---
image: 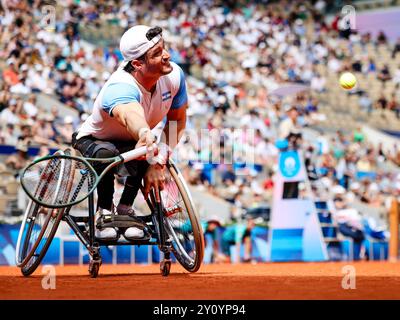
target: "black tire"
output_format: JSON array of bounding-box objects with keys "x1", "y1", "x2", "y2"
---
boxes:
[
  {"x1": 16, "y1": 149, "x2": 75, "y2": 276},
  {"x1": 159, "y1": 160, "x2": 204, "y2": 272}
]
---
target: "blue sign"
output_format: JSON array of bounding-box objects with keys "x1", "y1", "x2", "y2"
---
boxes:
[{"x1": 279, "y1": 151, "x2": 301, "y2": 178}]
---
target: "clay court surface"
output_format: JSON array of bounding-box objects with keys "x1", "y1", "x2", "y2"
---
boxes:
[{"x1": 1, "y1": 262, "x2": 400, "y2": 300}]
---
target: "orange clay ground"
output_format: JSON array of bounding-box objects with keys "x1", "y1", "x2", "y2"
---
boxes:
[{"x1": 1, "y1": 262, "x2": 400, "y2": 300}]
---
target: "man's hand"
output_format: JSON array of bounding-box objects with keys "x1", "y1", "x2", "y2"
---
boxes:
[
  {"x1": 143, "y1": 164, "x2": 166, "y2": 202},
  {"x1": 135, "y1": 128, "x2": 158, "y2": 161}
]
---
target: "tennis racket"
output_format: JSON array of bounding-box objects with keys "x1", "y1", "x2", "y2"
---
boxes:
[{"x1": 20, "y1": 145, "x2": 156, "y2": 209}]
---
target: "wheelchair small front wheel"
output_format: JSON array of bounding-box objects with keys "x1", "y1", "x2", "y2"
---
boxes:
[
  {"x1": 160, "y1": 259, "x2": 171, "y2": 277},
  {"x1": 89, "y1": 260, "x2": 101, "y2": 278}
]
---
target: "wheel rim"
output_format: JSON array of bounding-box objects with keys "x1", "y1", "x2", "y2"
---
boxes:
[
  {"x1": 16, "y1": 200, "x2": 54, "y2": 267},
  {"x1": 16, "y1": 150, "x2": 73, "y2": 271},
  {"x1": 160, "y1": 164, "x2": 203, "y2": 270}
]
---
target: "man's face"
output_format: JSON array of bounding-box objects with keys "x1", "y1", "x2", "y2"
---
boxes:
[{"x1": 141, "y1": 39, "x2": 172, "y2": 76}]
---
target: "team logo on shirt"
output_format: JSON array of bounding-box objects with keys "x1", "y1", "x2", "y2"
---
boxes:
[{"x1": 162, "y1": 91, "x2": 172, "y2": 101}]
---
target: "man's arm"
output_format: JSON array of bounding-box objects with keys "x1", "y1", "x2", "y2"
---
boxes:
[
  {"x1": 112, "y1": 102, "x2": 151, "y2": 141},
  {"x1": 113, "y1": 102, "x2": 164, "y2": 201}
]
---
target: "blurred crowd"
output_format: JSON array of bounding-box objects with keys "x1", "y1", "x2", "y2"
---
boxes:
[{"x1": 0, "y1": 0, "x2": 400, "y2": 258}]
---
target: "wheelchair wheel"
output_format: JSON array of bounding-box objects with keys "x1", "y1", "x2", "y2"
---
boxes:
[
  {"x1": 160, "y1": 160, "x2": 204, "y2": 272},
  {"x1": 15, "y1": 149, "x2": 75, "y2": 276}
]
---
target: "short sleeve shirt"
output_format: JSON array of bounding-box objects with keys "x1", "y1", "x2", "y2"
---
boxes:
[{"x1": 77, "y1": 62, "x2": 187, "y2": 141}]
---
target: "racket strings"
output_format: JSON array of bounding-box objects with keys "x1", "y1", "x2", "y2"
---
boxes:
[
  {"x1": 22, "y1": 156, "x2": 97, "y2": 207},
  {"x1": 35, "y1": 158, "x2": 61, "y2": 201},
  {"x1": 67, "y1": 163, "x2": 94, "y2": 205}
]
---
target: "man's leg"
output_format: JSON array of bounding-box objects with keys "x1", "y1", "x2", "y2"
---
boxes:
[
  {"x1": 242, "y1": 236, "x2": 252, "y2": 262},
  {"x1": 110, "y1": 141, "x2": 151, "y2": 239},
  {"x1": 118, "y1": 161, "x2": 150, "y2": 212},
  {"x1": 72, "y1": 133, "x2": 119, "y2": 239},
  {"x1": 242, "y1": 229, "x2": 253, "y2": 262},
  {"x1": 72, "y1": 134, "x2": 118, "y2": 211},
  {"x1": 93, "y1": 148, "x2": 116, "y2": 211},
  {"x1": 113, "y1": 141, "x2": 150, "y2": 213}
]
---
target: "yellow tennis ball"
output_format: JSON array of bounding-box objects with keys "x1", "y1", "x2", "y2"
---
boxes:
[{"x1": 339, "y1": 72, "x2": 357, "y2": 90}]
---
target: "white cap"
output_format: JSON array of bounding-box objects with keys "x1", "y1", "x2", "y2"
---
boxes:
[
  {"x1": 119, "y1": 25, "x2": 162, "y2": 68},
  {"x1": 207, "y1": 215, "x2": 223, "y2": 226}
]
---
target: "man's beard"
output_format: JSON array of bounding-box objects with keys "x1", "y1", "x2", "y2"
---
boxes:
[{"x1": 161, "y1": 63, "x2": 173, "y2": 75}]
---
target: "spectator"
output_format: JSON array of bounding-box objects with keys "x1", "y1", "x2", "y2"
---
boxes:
[
  {"x1": 393, "y1": 65, "x2": 400, "y2": 89},
  {"x1": 279, "y1": 105, "x2": 302, "y2": 147},
  {"x1": 353, "y1": 127, "x2": 364, "y2": 143},
  {"x1": 0, "y1": 123, "x2": 17, "y2": 145},
  {"x1": 31, "y1": 114, "x2": 57, "y2": 146},
  {"x1": 18, "y1": 124, "x2": 33, "y2": 147},
  {"x1": 56, "y1": 115, "x2": 75, "y2": 145},
  {"x1": 392, "y1": 37, "x2": 400, "y2": 59},
  {"x1": 5, "y1": 140, "x2": 29, "y2": 172},
  {"x1": 23, "y1": 94, "x2": 38, "y2": 118},
  {"x1": 377, "y1": 64, "x2": 391, "y2": 85},
  {"x1": 241, "y1": 217, "x2": 256, "y2": 263},
  {"x1": 239, "y1": 109, "x2": 270, "y2": 138},
  {"x1": 3, "y1": 59, "x2": 19, "y2": 86},
  {"x1": 359, "y1": 92, "x2": 373, "y2": 114},
  {"x1": 331, "y1": 192, "x2": 365, "y2": 260},
  {"x1": 221, "y1": 216, "x2": 256, "y2": 263},
  {"x1": 0, "y1": 99, "x2": 20, "y2": 125},
  {"x1": 388, "y1": 93, "x2": 399, "y2": 114},
  {"x1": 0, "y1": 89, "x2": 11, "y2": 113},
  {"x1": 351, "y1": 56, "x2": 362, "y2": 73},
  {"x1": 375, "y1": 93, "x2": 388, "y2": 111},
  {"x1": 10, "y1": 64, "x2": 30, "y2": 94},
  {"x1": 376, "y1": 31, "x2": 388, "y2": 46},
  {"x1": 310, "y1": 72, "x2": 326, "y2": 93},
  {"x1": 203, "y1": 216, "x2": 227, "y2": 263},
  {"x1": 220, "y1": 164, "x2": 236, "y2": 184},
  {"x1": 394, "y1": 101, "x2": 400, "y2": 119},
  {"x1": 366, "y1": 58, "x2": 376, "y2": 73}
]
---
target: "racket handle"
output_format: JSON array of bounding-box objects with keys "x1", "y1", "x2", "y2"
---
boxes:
[{"x1": 120, "y1": 144, "x2": 157, "y2": 162}]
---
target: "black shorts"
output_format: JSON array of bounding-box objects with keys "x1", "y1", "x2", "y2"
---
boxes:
[{"x1": 71, "y1": 132, "x2": 148, "y2": 177}]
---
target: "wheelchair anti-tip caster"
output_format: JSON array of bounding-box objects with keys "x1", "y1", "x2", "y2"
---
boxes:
[
  {"x1": 89, "y1": 257, "x2": 102, "y2": 278},
  {"x1": 160, "y1": 259, "x2": 171, "y2": 277},
  {"x1": 89, "y1": 243, "x2": 102, "y2": 278}
]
